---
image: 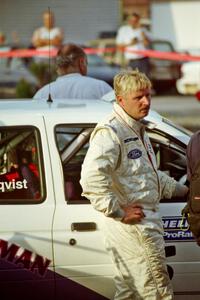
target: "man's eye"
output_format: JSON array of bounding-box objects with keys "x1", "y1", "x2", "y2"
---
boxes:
[
  {"x1": 134, "y1": 97, "x2": 142, "y2": 101},
  {"x1": 134, "y1": 94, "x2": 151, "y2": 101}
]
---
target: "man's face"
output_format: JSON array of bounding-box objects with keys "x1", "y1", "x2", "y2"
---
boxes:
[
  {"x1": 129, "y1": 15, "x2": 140, "y2": 28},
  {"x1": 117, "y1": 89, "x2": 151, "y2": 120},
  {"x1": 43, "y1": 12, "x2": 54, "y2": 29}
]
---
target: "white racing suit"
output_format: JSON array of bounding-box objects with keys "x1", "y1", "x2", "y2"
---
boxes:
[{"x1": 80, "y1": 102, "x2": 177, "y2": 300}]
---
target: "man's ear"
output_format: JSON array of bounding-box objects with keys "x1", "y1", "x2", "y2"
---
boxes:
[
  {"x1": 116, "y1": 95, "x2": 124, "y2": 106},
  {"x1": 79, "y1": 57, "x2": 87, "y2": 75}
]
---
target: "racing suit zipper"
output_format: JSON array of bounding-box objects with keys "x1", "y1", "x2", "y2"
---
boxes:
[{"x1": 114, "y1": 109, "x2": 161, "y2": 199}]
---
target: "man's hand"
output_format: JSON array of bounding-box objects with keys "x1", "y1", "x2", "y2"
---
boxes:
[
  {"x1": 131, "y1": 37, "x2": 138, "y2": 45},
  {"x1": 121, "y1": 203, "x2": 145, "y2": 224}
]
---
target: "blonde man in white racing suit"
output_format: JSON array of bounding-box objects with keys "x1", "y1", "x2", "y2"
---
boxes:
[{"x1": 80, "y1": 70, "x2": 188, "y2": 300}]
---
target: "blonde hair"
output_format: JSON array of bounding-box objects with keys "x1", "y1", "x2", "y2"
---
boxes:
[{"x1": 114, "y1": 70, "x2": 152, "y2": 98}]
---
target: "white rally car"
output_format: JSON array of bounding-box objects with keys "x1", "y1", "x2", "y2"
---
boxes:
[{"x1": 0, "y1": 97, "x2": 199, "y2": 300}]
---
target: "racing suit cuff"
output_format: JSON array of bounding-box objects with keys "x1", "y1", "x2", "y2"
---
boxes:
[{"x1": 108, "y1": 208, "x2": 125, "y2": 221}]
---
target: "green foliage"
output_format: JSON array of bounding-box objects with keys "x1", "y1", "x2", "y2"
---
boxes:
[
  {"x1": 15, "y1": 79, "x2": 35, "y2": 98},
  {"x1": 29, "y1": 61, "x2": 56, "y2": 87}
]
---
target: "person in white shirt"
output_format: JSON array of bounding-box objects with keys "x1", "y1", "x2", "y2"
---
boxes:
[
  {"x1": 116, "y1": 12, "x2": 151, "y2": 76},
  {"x1": 33, "y1": 43, "x2": 112, "y2": 100},
  {"x1": 32, "y1": 10, "x2": 63, "y2": 50}
]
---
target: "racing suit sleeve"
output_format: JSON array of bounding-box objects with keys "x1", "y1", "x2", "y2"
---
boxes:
[
  {"x1": 157, "y1": 170, "x2": 188, "y2": 199},
  {"x1": 80, "y1": 126, "x2": 125, "y2": 220},
  {"x1": 157, "y1": 170, "x2": 177, "y2": 199}
]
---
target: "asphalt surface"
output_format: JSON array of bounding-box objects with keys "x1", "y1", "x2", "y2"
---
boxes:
[{"x1": 151, "y1": 94, "x2": 200, "y2": 132}]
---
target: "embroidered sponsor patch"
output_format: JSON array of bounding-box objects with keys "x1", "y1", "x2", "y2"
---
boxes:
[
  {"x1": 124, "y1": 137, "x2": 138, "y2": 143},
  {"x1": 127, "y1": 148, "x2": 142, "y2": 159}
]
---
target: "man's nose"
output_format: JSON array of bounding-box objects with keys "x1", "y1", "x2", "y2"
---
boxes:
[{"x1": 141, "y1": 95, "x2": 150, "y2": 105}]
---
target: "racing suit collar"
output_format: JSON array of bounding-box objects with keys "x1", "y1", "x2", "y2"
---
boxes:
[
  {"x1": 113, "y1": 102, "x2": 145, "y2": 137},
  {"x1": 56, "y1": 73, "x2": 82, "y2": 81}
]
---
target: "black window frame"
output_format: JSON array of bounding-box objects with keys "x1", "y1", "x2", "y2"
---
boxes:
[{"x1": 55, "y1": 123, "x2": 95, "y2": 204}]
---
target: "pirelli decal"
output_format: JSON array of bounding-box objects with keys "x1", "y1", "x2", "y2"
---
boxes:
[{"x1": 162, "y1": 216, "x2": 194, "y2": 242}]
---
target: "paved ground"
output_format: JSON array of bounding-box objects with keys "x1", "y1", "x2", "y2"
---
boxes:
[{"x1": 151, "y1": 94, "x2": 200, "y2": 131}]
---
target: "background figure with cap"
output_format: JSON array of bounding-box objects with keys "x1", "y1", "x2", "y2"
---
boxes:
[
  {"x1": 116, "y1": 12, "x2": 151, "y2": 76},
  {"x1": 33, "y1": 43, "x2": 112, "y2": 100}
]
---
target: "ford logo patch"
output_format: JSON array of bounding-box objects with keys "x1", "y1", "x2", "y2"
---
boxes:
[{"x1": 127, "y1": 149, "x2": 142, "y2": 159}]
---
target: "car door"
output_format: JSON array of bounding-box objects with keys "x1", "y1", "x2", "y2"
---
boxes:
[
  {"x1": 0, "y1": 114, "x2": 56, "y2": 300},
  {"x1": 47, "y1": 123, "x2": 114, "y2": 300}
]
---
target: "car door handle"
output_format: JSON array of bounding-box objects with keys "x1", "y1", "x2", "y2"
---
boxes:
[{"x1": 71, "y1": 222, "x2": 97, "y2": 232}]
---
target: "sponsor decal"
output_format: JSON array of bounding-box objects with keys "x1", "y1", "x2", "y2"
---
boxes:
[
  {"x1": 0, "y1": 179, "x2": 28, "y2": 192},
  {"x1": 0, "y1": 239, "x2": 51, "y2": 276},
  {"x1": 146, "y1": 142, "x2": 154, "y2": 155},
  {"x1": 127, "y1": 149, "x2": 142, "y2": 159},
  {"x1": 124, "y1": 137, "x2": 138, "y2": 143},
  {"x1": 162, "y1": 216, "x2": 194, "y2": 242}
]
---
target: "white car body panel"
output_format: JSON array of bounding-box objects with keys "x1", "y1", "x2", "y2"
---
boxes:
[{"x1": 0, "y1": 98, "x2": 199, "y2": 300}]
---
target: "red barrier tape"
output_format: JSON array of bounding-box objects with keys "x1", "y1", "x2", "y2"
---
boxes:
[
  {"x1": 125, "y1": 49, "x2": 200, "y2": 62},
  {"x1": 0, "y1": 48, "x2": 58, "y2": 58},
  {"x1": 0, "y1": 47, "x2": 200, "y2": 62}
]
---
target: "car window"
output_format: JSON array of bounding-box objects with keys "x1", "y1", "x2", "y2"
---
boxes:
[
  {"x1": 56, "y1": 126, "x2": 84, "y2": 153},
  {"x1": 55, "y1": 125, "x2": 93, "y2": 204},
  {"x1": 148, "y1": 131, "x2": 187, "y2": 203},
  {"x1": 150, "y1": 41, "x2": 174, "y2": 52},
  {"x1": 0, "y1": 126, "x2": 45, "y2": 204},
  {"x1": 56, "y1": 125, "x2": 187, "y2": 204}
]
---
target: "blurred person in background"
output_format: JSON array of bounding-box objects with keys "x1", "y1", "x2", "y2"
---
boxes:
[
  {"x1": 0, "y1": 32, "x2": 11, "y2": 69},
  {"x1": 33, "y1": 43, "x2": 112, "y2": 100},
  {"x1": 31, "y1": 10, "x2": 63, "y2": 50},
  {"x1": 0, "y1": 32, "x2": 6, "y2": 46},
  {"x1": 116, "y1": 12, "x2": 151, "y2": 76}
]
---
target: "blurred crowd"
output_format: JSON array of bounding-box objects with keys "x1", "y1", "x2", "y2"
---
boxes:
[{"x1": 0, "y1": 9, "x2": 154, "y2": 98}]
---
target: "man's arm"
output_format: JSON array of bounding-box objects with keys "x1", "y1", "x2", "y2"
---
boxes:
[
  {"x1": 32, "y1": 28, "x2": 63, "y2": 48},
  {"x1": 80, "y1": 127, "x2": 144, "y2": 223},
  {"x1": 141, "y1": 30, "x2": 150, "y2": 48},
  {"x1": 157, "y1": 170, "x2": 188, "y2": 199}
]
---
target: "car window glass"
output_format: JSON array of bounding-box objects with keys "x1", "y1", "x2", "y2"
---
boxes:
[
  {"x1": 0, "y1": 126, "x2": 45, "y2": 203},
  {"x1": 56, "y1": 125, "x2": 92, "y2": 204},
  {"x1": 148, "y1": 132, "x2": 187, "y2": 203},
  {"x1": 87, "y1": 54, "x2": 105, "y2": 66},
  {"x1": 151, "y1": 41, "x2": 173, "y2": 52},
  {"x1": 56, "y1": 127, "x2": 83, "y2": 152}
]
